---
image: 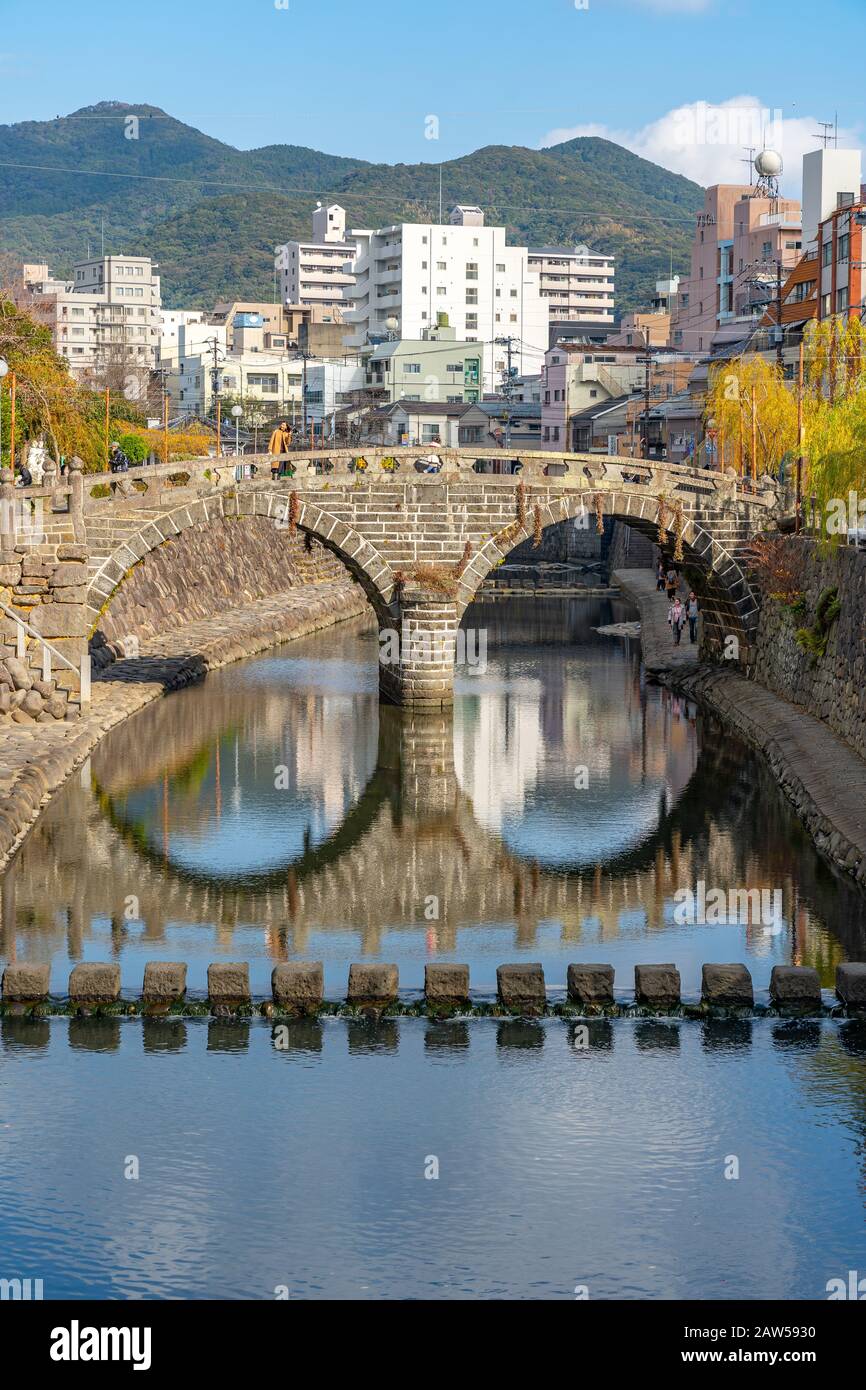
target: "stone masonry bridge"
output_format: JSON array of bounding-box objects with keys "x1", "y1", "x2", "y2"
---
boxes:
[{"x1": 3, "y1": 448, "x2": 782, "y2": 707}]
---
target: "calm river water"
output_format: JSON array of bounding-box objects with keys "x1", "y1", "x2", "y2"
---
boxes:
[{"x1": 1, "y1": 595, "x2": 865, "y2": 1298}]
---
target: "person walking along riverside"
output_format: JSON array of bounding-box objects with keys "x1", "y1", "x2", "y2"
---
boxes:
[
  {"x1": 665, "y1": 564, "x2": 679, "y2": 602},
  {"x1": 668, "y1": 595, "x2": 685, "y2": 645},
  {"x1": 686, "y1": 591, "x2": 699, "y2": 644},
  {"x1": 268, "y1": 421, "x2": 292, "y2": 480},
  {"x1": 656, "y1": 559, "x2": 666, "y2": 591}
]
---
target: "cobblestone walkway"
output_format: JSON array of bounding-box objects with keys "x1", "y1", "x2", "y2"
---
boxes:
[
  {"x1": 612, "y1": 568, "x2": 700, "y2": 672},
  {"x1": 0, "y1": 581, "x2": 368, "y2": 869},
  {"x1": 615, "y1": 567, "x2": 866, "y2": 887}
]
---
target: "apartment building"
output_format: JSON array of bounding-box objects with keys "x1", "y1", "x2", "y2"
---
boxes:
[
  {"x1": 527, "y1": 244, "x2": 615, "y2": 327},
  {"x1": 274, "y1": 204, "x2": 356, "y2": 318},
  {"x1": 343, "y1": 206, "x2": 548, "y2": 391},
  {"x1": 541, "y1": 342, "x2": 694, "y2": 450},
  {"x1": 670, "y1": 186, "x2": 802, "y2": 354},
  {"x1": 365, "y1": 324, "x2": 483, "y2": 404},
  {"x1": 24, "y1": 254, "x2": 161, "y2": 393}
]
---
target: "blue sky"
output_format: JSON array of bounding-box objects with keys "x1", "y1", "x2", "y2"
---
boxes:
[{"x1": 0, "y1": 0, "x2": 864, "y2": 186}]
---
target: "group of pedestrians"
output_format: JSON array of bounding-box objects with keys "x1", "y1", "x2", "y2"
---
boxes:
[{"x1": 656, "y1": 560, "x2": 699, "y2": 646}]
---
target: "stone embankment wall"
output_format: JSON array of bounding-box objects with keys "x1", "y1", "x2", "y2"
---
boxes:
[
  {"x1": 91, "y1": 518, "x2": 353, "y2": 669},
  {"x1": 0, "y1": 545, "x2": 89, "y2": 724},
  {"x1": 750, "y1": 539, "x2": 866, "y2": 762}
]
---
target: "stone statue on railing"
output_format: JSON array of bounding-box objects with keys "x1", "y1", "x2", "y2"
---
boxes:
[{"x1": 25, "y1": 440, "x2": 47, "y2": 486}]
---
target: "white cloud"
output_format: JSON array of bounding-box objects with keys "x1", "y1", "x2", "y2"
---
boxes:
[{"x1": 541, "y1": 97, "x2": 861, "y2": 194}]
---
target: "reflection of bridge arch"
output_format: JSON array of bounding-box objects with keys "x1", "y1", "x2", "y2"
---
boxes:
[{"x1": 6, "y1": 704, "x2": 866, "y2": 963}]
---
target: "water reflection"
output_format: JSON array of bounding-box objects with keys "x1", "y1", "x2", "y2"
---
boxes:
[
  {"x1": 1, "y1": 1017, "x2": 865, "y2": 1299},
  {"x1": 1, "y1": 598, "x2": 865, "y2": 995}
]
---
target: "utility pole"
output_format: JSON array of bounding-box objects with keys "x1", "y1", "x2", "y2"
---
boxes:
[
  {"x1": 642, "y1": 329, "x2": 652, "y2": 459},
  {"x1": 301, "y1": 350, "x2": 310, "y2": 448},
  {"x1": 775, "y1": 258, "x2": 784, "y2": 371},
  {"x1": 204, "y1": 336, "x2": 224, "y2": 457},
  {"x1": 495, "y1": 336, "x2": 517, "y2": 449},
  {"x1": 796, "y1": 338, "x2": 805, "y2": 533}
]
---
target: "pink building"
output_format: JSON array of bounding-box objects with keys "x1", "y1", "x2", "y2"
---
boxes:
[{"x1": 671, "y1": 186, "x2": 802, "y2": 354}]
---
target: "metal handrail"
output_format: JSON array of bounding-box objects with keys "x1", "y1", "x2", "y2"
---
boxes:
[{"x1": 0, "y1": 599, "x2": 91, "y2": 703}]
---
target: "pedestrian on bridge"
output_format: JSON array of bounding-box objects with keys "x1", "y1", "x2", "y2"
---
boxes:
[
  {"x1": 686, "y1": 591, "x2": 700, "y2": 644},
  {"x1": 665, "y1": 565, "x2": 678, "y2": 602},
  {"x1": 668, "y1": 596, "x2": 685, "y2": 646},
  {"x1": 268, "y1": 421, "x2": 292, "y2": 481},
  {"x1": 656, "y1": 559, "x2": 666, "y2": 592}
]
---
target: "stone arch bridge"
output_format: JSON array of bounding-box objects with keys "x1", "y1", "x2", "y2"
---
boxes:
[{"x1": 7, "y1": 447, "x2": 782, "y2": 706}]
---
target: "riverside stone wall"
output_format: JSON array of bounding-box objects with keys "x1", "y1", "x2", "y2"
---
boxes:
[
  {"x1": 751, "y1": 539, "x2": 866, "y2": 762},
  {"x1": 91, "y1": 516, "x2": 355, "y2": 669}
]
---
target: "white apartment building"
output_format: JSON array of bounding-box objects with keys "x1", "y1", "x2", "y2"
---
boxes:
[
  {"x1": 527, "y1": 244, "x2": 615, "y2": 326},
  {"x1": 159, "y1": 309, "x2": 207, "y2": 352},
  {"x1": 25, "y1": 254, "x2": 161, "y2": 394},
  {"x1": 274, "y1": 204, "x2": 356, "y2": 318},
  {"x1": 343, "y1": 206, "x2": 548, "y2": 392}
]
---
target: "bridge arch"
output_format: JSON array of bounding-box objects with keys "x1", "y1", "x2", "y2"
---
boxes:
[
  {"x1": 455, "y1": 485, "x2": 759, "y2": 660},
  {"x1": 85, "y1": 490, "x2": 399, "y2": 637}
]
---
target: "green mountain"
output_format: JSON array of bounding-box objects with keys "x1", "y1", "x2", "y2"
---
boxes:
[{"x1": 0, "y1": 101, "x2": 702, "y2": 314}]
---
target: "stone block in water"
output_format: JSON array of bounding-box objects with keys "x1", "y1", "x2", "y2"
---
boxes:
[
  {"x1": 2, "y1": 962, "x2": 50, "y2": 1001},
  {"x1": 425, "y1": 963, "x2": 470, "y2": 1005},
  {"x1": 567, "y1": 963, "x2": 614, "y2": 1006},
  {"x1": 701, "y1": 963, "x2": 753, "y2": 1007},
  {"x1": 142, "y1": 962, "x2": 187, "y2": 1002},
  {"x1": 836, "y1": 963, "x2": 866, "y2": 1010},
  {"x1": 347, "y1": 963, "x2": 398, "y2": 1006},
  {"x1": 272, "y1": 962, "x2": 324, "y2": 1011},
  {"x1": 69, "y1": 963, "x2": 121, "y2": 1003},
  {"x1": 635, "y1": 963, "x2": 681, "y2": 1007},
  {"x1": 770, "y1": 965, "x2": 821, "y2": 1009},
  {"x1": 497, "y1": 962, "x2": 546, "y2": 1010}
]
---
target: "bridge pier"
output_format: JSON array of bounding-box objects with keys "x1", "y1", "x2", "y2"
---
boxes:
[{"x1": 378, "y1": 589, "x2": 459, "y2": 708}]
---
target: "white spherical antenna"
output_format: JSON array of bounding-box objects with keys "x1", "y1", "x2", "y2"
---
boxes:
[{"x1": 755, "y1": 149, "x2": 783, "y2": 178}]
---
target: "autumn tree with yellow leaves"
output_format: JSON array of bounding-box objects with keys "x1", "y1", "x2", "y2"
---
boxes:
[{"x1": 705, "y1": 317, "x2": 866, "y2": 517}]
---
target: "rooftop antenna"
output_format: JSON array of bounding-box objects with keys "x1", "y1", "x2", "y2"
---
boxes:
[
  {"x1": 812, "y1": 119, "x2": 838, "y2": 149},
  {"x1": 741, "y1": 146, "x2": 757, "y2": 189}
]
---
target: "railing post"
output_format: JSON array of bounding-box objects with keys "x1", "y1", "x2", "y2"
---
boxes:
[
  {"x1": 42, "y1": 645, "x2": 52, "y2": 683},
  {"x1": 0, "y1": 466, "x2": 15, "y2": 553},
  {"x1": 69, "y1": 456, "x2": 85, "y2": 539}
]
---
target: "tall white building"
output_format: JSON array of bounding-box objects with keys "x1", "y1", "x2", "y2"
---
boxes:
[
  {"x1": 274, "y1": 204, "x2": 357, "y2": 319},
  {"x1": 24, "y1": 254, "x2": 161, "y2": 394},
  {"x1": 343, "y1": 206, "x2": 548, "y2": 391},
  {"x1": 527, "y1": 244, "x2": 615, "y2": 326}
]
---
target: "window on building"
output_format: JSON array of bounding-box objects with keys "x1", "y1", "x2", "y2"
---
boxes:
[
  {"x1": 405, "y1": 363, "x2": 421, "y2": 373},
  {"x1": 496, "y1": 263, "x2": 506, "y2": 272},
  {"x1": 822, "y1": 292, "x2": 832, "y2": 316},
  {"x1": 466, "y1": 289, "x2": 478, "y2": 305},
  {"x1": 838, "y1": 234, "x2": 850, "y2": 261},
  {"x1": 466, "y1": 263, "x2": 478, "y2": 280},
  {"x1": 837, "y1": 286, "x2": 849, "y2": 311},
  {"x1": 446, "y1": 363, "x2": 464, "y2": 373},
  {"x1": 466, "y1": 314, "x2": 478, "y2": 329},
  {"x1": 437, "y1": 286, "x2": 447, "y2": 295},
  {"x1": 437, "y1": 261, "x2": 447, "y2": 271},
  {"x1": 822, "y1": 243, "x2": 833, "y2": 267}
]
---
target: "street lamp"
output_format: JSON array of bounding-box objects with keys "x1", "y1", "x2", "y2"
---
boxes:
[
  {"x1": 0, "y1": 358, "x2": 8, "y2": 471},
  {"x1": 231, "y1": 404, "x2": 243, "y2": 457}
]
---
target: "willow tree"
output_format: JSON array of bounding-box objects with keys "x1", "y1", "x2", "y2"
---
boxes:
[
  {"x1": 0, "y1": 296, "x2": 135, "y2": 470},
  {"x1": 801, "y1": 317, "x2": 866, "y2": 517},
  {"x1": 705, "y1": 354, "x2": 797, "y2": 476}
]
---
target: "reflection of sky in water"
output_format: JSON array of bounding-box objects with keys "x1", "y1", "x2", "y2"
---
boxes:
[
  {"x1": 498, "y1": 781, "x2": 668, "y2": 868},
  {"x1": 1, "y1": 1017, "x2": 865, "y2": 1300}
]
